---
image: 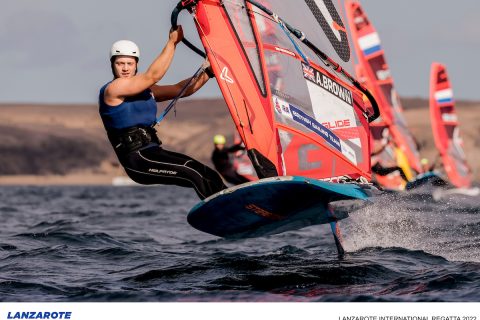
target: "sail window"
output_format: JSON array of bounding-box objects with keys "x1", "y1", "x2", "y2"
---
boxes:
[{"x1": 223, "y1": 0, "x2": 267, "y2": 96}]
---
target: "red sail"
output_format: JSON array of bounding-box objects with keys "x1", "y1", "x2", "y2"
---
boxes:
[
  {"x1": 345, "y1": 0, "x2": 422, "y2": 174},
  {"x1": 356, "y1": 64, "x2": 406, "y2": 190},
  {"x1": 193, "y1": 0, "x2": 372, "y2": 180},
  {"x1": 430, "y1": 63, "x2": 472, "y2": 188}
]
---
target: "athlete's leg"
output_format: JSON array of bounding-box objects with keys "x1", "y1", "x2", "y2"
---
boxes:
[
  {"x1": 121, "y1": 146, "x2": 227, "y2": 199},
  {"x1": 395, "y1": 167, "x2": 409, "y2": 182},
  {"x1": 233, "y1": 172, "x2": 250, "y2": 184},
  {"x1": 221, "y1": 170, "x2": 250, "y2": 185},
  {"x1": 372, "y1": 163, "x2": 409, "y2": 182}
]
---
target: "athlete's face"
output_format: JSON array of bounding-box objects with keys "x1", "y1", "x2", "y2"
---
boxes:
[{"x1": 113, "y1": 56, "x2": 137, "y2": 78}]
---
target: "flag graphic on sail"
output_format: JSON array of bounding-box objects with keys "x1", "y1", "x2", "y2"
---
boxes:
[
  {"x1": 192, "y1": 0, "x2": 372, "y2": 180},
  {"x1": 429, "y1": 63, "x2": 472, "y2": 188},
  {"x1": 345, "y1": 0, "x2": 422, "y2": 174}
]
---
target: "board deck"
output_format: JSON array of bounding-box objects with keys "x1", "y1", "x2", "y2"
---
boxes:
[{"x1": 188, "y1": 176, "x2": 371, "y2": 238}]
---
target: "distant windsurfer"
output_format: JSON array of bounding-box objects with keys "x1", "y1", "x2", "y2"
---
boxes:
[
  {"x1": 99, "y1": 27, "x2": 227, "y2": 199},
  {"x1": 211, "y1": 134, "x2": 250, "y2": 185},
  {"x1": 420, "y1": 158, "x2": 437, "y2": 173},
  {"x1": 371, "y1": 137, "x2": 409, "y2": 183}
]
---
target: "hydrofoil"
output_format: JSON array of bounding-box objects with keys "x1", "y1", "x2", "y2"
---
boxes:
[{"x1": 188, "y1": 176, "x2": 371, "y2": 255}]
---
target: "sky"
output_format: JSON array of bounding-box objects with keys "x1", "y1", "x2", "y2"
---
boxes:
[{"x1": 1, "y1": 0, "x2": 479, "y2": 104}]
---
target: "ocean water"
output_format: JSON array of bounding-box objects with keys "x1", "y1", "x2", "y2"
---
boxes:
[{"x1": 0, "y1": 185, "x2": 479, "y2": 302}]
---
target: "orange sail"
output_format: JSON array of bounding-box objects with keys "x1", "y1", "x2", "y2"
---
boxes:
[
  {"x1": 429, "y1": 63, "x2": 472, "y2": 188},
  {"x1": 192, "y1": 0, "x2": 373, "y2": 180},
  {"x1": 345, "y1": 0, "x2": 422, "y2": 174},
  {"x1": 356, "y1": 64, "x2": 406, "y2": 190}
]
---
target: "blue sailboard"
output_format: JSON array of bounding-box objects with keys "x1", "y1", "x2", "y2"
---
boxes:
[
  {"x1": 405, "y1": 172, "x2": 448, "y2": 191},
  {"x1": 188, "y1": 176, "x2": 370, "y2": 239}
]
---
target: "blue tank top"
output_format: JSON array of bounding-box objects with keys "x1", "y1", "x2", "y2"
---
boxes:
[{"x1": 99, "y1": 82, "x2": 157, "y2": 130}]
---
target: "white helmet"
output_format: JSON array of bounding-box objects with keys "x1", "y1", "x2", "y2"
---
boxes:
[{"x1": 110, "y1": 40, "x2": 140, "y2": 60}]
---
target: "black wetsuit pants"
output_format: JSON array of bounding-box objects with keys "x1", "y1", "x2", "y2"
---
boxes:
[
  {"x1": 220, "y1": 169, "x2": 250, "y2": 185},
  {"x1": 119, "y1": 145, "x2": 227, "y2": 199},
  {"x1": 371, "y1": 162, "x2": 409, "y2": 182}
]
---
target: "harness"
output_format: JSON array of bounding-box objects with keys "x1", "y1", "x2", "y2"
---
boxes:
[{"x1": 107, "y1": 125, "x2": 161, "y2": 154}]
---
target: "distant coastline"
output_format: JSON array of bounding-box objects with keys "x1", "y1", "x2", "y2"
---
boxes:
[{"x1": 0, "y1": 98, "x2": 478, "y2": 185}]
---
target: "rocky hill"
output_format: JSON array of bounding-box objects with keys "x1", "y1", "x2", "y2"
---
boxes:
[{"x1": 0, "y1": 98, "x2": 478, "y2": 184}]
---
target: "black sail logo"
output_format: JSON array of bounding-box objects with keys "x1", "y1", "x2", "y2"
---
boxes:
[
  {"x1": 437, "y1": 68, "x2": 448, "y2": 84},
  {"x1": 352, "y1": 5, "x2": 370, "y2": 32},
  {"x1": 304, "y1": 0, "x2": 351, "y2": 62}
]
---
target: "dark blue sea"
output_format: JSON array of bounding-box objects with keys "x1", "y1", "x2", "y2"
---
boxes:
[{"x1": 0, "y1": 185, "x2": 479, "y2": 302}]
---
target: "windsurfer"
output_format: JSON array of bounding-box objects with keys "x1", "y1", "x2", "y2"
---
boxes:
[
  {"x1": 99, "y1": 27, "x2": 226, "y2": 199},
  {"x1": 371, "y1": 137, "x2": 409, "y2": 183},
  {"x1": 211, "y1": 134, "x2": 250, "y2": 185},
  {"x1": 420, "y1": 158, "x2": 437, "y2": 173}
]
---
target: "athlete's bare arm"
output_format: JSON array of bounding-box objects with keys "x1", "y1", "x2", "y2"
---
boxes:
[
  {"x1": 104, "y1": 27, "x2": 184, "y2": 105},
  {"x1": 150, "y1": 71, "x2": 210, "y2": 102}
]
